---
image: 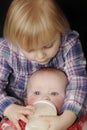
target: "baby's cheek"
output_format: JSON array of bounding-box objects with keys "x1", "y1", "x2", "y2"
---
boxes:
[
  {"x1": 27, "y1": 97, "x2": 39, "y2": 105},
  {"x1": 54, "y1": 98, "x2": 64, "y2": 112}
]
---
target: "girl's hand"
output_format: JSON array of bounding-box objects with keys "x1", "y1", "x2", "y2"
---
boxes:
[
  {"x1": 40, "y1": 111, "x2": 77, "y2": 130},
  {"x1": 3, "y1": 104, "x2": 34, "y2": 130},
  {"x1": 40, "y1": 115, "x2": 65, "y2": 130}
]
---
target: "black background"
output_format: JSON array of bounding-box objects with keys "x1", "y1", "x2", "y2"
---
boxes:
[{"x1": 0, "y1": 0, "x2": 87, "y2": 61}]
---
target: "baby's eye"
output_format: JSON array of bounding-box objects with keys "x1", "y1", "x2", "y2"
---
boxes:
[
  {"x1": 50, "y1": 92, "x2": 59, "y2": 96},
  {"x1": 34, "y1": 91, "x2": 41, "y2": 95}
]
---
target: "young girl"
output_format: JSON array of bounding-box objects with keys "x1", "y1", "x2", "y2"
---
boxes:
[{"x1": 0, "y1": 0, "x2": 87, "y2": 130}]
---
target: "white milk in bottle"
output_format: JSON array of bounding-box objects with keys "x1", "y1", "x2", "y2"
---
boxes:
[{"x1": 25, "y1": 100, "x2": 57, "y2": 130}]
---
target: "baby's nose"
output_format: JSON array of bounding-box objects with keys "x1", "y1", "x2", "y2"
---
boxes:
[{"x1": 42, "y1": 95, "x2": 50, "y2": 101}]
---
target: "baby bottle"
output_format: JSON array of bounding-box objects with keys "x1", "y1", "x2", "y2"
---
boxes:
[{"x1": 25, "y1": 100, "x2": 57, "y2": 130}]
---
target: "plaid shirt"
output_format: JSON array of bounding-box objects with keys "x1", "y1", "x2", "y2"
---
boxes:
[{"x1": 0, "y1": 31, "x2": 87, "y2": 120}]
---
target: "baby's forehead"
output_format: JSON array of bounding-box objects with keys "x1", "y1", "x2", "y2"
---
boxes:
[
  {"x1": 34, "y1": 68, "x2": 64, "y2": 75},
  {"x1": 27, "y1": 69, "x2": 68, "y2": 93},
  {"x1": 31, "y1": 69, "x2": 56, "y2": 77},
  {"x1": 30, "y1": 69, "x2": 66, "y2": 81}
]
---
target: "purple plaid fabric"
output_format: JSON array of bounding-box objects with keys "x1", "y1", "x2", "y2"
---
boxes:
[{"x1": 0, "y1": 31, "x2": 87, "y2": 120}]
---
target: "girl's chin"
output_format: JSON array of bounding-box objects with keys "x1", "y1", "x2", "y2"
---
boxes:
[
  {"x1": 31, "y1": 59, "x2": 51, "y2": 65},
  {"x1": 38, "y1": 60, "x2": 51, "y2": 65}
]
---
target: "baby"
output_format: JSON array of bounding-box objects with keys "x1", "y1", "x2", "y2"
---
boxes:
[
  {"x1": 1, "y1": 68, "x2": 87, "y2": 130},
  {"x1": 0, "y1": 68, "x2": 68, "y2": 130}
]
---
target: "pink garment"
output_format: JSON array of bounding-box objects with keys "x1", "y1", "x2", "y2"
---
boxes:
[
  {"x1": 0, "y1": 115, "x2": 87, "y2": 130},
  {"x1": 68, "y1": 115, "x2": 87, "y2": 130}
]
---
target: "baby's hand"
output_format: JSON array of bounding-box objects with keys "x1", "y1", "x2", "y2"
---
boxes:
[
  {"x1": 4, "y1": 126, "x2": 15, "y2": 130},
  {"x1": 3, "y1": 104, "x2": 34, "y2": 130}
]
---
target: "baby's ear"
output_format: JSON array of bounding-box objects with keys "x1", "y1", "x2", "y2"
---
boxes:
[{"x1": 24, "y1": 98, "x2": 28, "y2": 105}]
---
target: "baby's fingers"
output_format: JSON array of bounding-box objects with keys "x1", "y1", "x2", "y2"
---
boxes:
[
  {"x1": 18, "y1": 114, "x2": 28, "y2": 123},
  {"x1": 25, "y1": 105, "x2": 34, "y2": 109},
  {"x1": 13, "y1": 120, "x2": 21, "y2": 130},
  {"x1": 20, "y1": 106, "x2": 34, "y2": 115}
]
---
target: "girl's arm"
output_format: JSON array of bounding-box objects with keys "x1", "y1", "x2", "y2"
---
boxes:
[
  {"x1": 40, "y1": 110, "x2": 77, "y2": 130},
  {"x1": 62, "y1": 31, "x2": 87, "y2": 120}
]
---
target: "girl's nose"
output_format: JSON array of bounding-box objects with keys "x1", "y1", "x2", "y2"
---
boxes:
[{"x1": 36, "y1": 49, "x2": 45, "y2": 59}]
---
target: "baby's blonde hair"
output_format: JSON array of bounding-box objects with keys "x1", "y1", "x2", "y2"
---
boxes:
[{"x1": 4, "y1": 0, "x2": 70, "y2": 51}]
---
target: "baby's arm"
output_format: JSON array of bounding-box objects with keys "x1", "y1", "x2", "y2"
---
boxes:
[
  {"x1": 4, "y1": 127, "x2": 15, "y2": 130},
  {"x1": 0, "y1": 119, "x2": 17, "y2": 130}
]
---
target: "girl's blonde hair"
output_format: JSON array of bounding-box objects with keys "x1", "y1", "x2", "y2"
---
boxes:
[{"x1": 4, "y1": 0, "x2": 70, "y2": 51}]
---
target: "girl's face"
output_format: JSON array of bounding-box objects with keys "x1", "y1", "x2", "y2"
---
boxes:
[
  {"x1": 21, "y1": 34, "x2": 60, "y2": 65},
  {"x1": 27, "y1": 72, "x2": 66, "y2": 112}
]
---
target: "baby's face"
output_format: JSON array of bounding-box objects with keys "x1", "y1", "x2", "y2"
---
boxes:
[{"x1": 27, "y1": 71, "x2": 67, "y2": 112}]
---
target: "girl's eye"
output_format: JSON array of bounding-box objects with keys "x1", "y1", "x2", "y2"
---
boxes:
[
  {"x1": 34, "y1": 91, "x2": 40, "y2": 95},
  {"x1": 50, "y1": 92, "x2": 59, "y2": 96},
  {"x1": 44, "y1": 43, "x2": 53, "y2": 49}
]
